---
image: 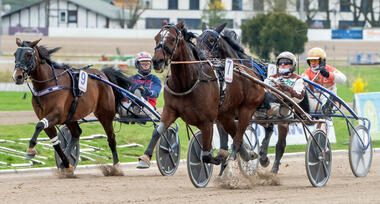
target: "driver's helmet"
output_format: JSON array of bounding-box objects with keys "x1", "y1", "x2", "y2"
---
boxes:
[
  {"x1": 306, "y1": 47, "x2": 326, "y2": 67},
  {"x1": 276, "y1": 51, "x2": 297, "y2": 73},
  {"x1": 135, "y1": 51, "x2": 152, "y2": 75}
]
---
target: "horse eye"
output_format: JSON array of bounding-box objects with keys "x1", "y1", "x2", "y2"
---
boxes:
[
  {"x1": 210, "y1": 39, "x2": 215, "y2": 43},
  {"x1": 170, "y1": 37, "x2": 175, "y2": 42}
]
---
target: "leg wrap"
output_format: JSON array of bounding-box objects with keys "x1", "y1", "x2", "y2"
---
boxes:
[
  {"x1": 53, "y1": 143, "x2": 70, "y2": 168},
  {"x1": 144, "y1": 122, "x2": 165, "y2": 157},
  {"x1": 217, "y1": 124, "x2": 229, "y2": 150},
  {"x1": 29, "y1": 118, "x2": 48, "y2": 148}
]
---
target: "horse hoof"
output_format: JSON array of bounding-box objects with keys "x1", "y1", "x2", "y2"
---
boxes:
[
  {"x1": 259, "y1": 157, "x2": 270, "y2": 168},
  {"x1": 113, "y1": 163, "x2": 124, "y2": 176},
  {"x1": 202, "y1": 154, "x2": 221, "y2": 165},
  {"x1": 221, "y1": 161, "x2": 233, "y2": 179},
  {"x1": 26, "y1": 147, "x2": 38, "y2": 160},
  {"x1": 63, "y1": 165, "x2": 75, "y2": 178}
]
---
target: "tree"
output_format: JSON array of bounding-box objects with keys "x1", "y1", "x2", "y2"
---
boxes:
[
  {"x1": 201, "y1": 0, "x2": 226, "y2": 28},
  {"x1": 241, "y1": 12, "x2": 308, "y2": 59},
  {"x1": 117, "y1": 0, "x2": 148, "y2": 28}
]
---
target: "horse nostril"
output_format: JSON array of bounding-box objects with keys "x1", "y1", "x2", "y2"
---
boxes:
[{"x1": 17, "y1": 75, "x2": 23, "y2": 80}]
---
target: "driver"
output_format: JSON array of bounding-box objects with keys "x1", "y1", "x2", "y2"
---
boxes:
[{"x1": 122, "y1": 52, "x2": 162, "y2": 117}]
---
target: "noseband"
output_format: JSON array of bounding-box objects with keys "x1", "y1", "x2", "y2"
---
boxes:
[
  {"x1": 199, "y1": 30, "x2": 220, "y2": 58},
  {"x1": 154, "y1": 24, "x2": 182, "y2": 66},
  {"x1": 14, "y1": 47, "x2": 37, "y2": 77}
]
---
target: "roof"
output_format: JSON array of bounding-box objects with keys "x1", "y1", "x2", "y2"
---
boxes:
[{"x1": 2, "y1": 0, "x2": 122, "y2": 20}]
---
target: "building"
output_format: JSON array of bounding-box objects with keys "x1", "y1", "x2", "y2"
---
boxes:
[
  {"x1": 1, "y1": 0, "x2": 376, "y2": 34},
  {"x1": 1, "y1": 0, "x2": 123, "y2": 35}
]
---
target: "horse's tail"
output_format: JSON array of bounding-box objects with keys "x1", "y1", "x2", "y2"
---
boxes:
[{"x1": 101, "y1": 67, "x2": 135, "y2": 110}]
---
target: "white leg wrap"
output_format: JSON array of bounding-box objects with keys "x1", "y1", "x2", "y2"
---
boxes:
[
  {"x1": 156, "y1": 122, "x2": 166, "y2": 135},
  {"x1": 40, "y1": 118, "x2": 49, "y2": 129},
  {"x1": 50, "y1": 136, "x2": 60, "y2": 146}
]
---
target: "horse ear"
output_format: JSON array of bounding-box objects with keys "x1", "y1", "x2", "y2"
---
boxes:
[
  {"x1": 202, "y1": 22, "x2": 208, "y2": 31},
  {"x1": 16, "y1": 38, "x2": 22, "y2": 47},
  {"x1": 215, "y1": 22, "x2": 227, "y2": 34},
  {"x1": 162, "y1": 20, "x2": 168, "y2": 26},
  {"x1": 176, "y1": 20, "x2": 185, "y2": 30},
  {"x1": 29, "y1": 39, "x2": 41, "y2": 48}
]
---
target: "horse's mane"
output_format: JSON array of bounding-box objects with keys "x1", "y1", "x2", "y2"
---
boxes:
[
  {"x1": 182, "y1": 27, "x2": 205, "y2": 60},
  {"x1": 20, "y1": 40, "x2": 68, "y2": 68},
  {"x1": 221, "y1": 30, "x2": 245, "y2": 54}
]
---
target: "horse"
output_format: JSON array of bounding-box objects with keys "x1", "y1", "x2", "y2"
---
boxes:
[
  {"x1": 12, "y1": 38, "x2": 133, "y2": 176},
  {"x1": 151, "y1": 20, "x2": 265, "y2": 170},
  {"x1": 197, "y1": 23, "x2": 309, "y2": 173}
]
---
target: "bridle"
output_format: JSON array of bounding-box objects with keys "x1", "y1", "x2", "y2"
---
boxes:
[
  {"x1": 14, "y1": 46, "x2": 37, "y2": 79},
  {"x1": 154, "y1": 24, "x2": 182, "y2": 67},
  {"x1": 199, "y1": 29, "x2": 220, "y2": 58}
]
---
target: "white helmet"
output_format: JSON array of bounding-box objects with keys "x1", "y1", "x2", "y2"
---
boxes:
[{"x1": 276, "y1": 51, "x2": 297, "y2": 72}]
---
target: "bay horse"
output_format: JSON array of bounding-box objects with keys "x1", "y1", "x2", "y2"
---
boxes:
[
  {"x1": 151, "y1": 21, "x2": 265, "y2": 168},
  {"x1": 197, "y1": 23, "x2": 308, "y2": 173},
  {"x1": 12, "y1": 38, "x2": 131, "y2": 176}
]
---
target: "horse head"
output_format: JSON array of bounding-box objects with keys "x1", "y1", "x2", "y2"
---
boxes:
[
  {"x1": 197, "y1": 22, "x2": 227, "y2": 59},
  {"x1": 152, "y1": 20, "x2": 185, "y2": 73},
  {"x1": 13, "y1": 38, "x2": 41, "y2": 84}
]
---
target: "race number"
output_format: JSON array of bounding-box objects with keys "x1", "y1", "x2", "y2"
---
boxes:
[
  {"x1": 224, "y1": 58, "x2": 234, "y2": 83},
  {"x1": 78, "y1": 71, "x2": 88, "y2": 93},
  {"x1": 267, "y1": 63, "x2": 277, "y2": 77}
]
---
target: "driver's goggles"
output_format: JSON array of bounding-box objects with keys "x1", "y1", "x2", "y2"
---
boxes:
[
  {"x1": 308, "y1": 59, "x2": 320, "y2": 64},
  {"x1": 278, "y1": 60, "x2": 292, "y2": 65}
]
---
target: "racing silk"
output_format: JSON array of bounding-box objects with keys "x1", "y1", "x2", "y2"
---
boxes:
[
  {"x1": 302, "y1": 64, "x2": 346, "y2": 95},
  {"x1": 264, "y1": 72, "x2": 305, "y2": 104},
  {"x1": 129, "y1": 74, "x2": 162, "y2": 108}
]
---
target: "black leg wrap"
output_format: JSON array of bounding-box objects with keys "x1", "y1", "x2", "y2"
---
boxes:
[
  {"x1": 217, "y1": 124, "x2": 229, "y2": 150},
  {"x1": 112, "y1": 151, "x2": 119, "y2": 165},
  {"x1": 144, "y1": 128, "x2": 160, "y2": 157},
  {"x1": 29, "y1": 122, "x2": 45, "y2": 148},
  {"x1": 53, "y1": 144, "x2": 70, "y2": 168}
]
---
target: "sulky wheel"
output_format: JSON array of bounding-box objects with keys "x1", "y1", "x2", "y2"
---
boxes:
[
  {"x1": 187, "y1": 130, "x2": 214, "y2": 188},
  {"x1": 54, "y1": 125, "x2": 80, "y2": 169},
  {"x1": 349, "y1": 125, "x2": 372, "y2": 177},
  {"x1": 156, "y1": 126, "x2": 181, "y2": 176},
  {"x1": 305, "y1": 129, "x2": 332, "y2": 187},
  {"x1": 237, "y1": 124, "x2": 259, "y2": 177}
]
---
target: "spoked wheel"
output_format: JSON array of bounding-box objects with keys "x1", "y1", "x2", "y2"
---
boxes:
[
  {"x1": 54, "y1": 125, "x2": 80, "y2": 169},
  {"x1": 305, "y1": 129, "x2": 332, "y2": 187},
  {"x1": 349, "y1": 125, "x2": 372, "y2": 177},
  {"x1": 187, "y1": 131, "x2": 213, "y2": 188},
  {"x1": 156, "y1": 126, "x2": 181, "y2": 176},
  {"x1": 238, "y1": 125, "x2": 259, "y2": 176}
]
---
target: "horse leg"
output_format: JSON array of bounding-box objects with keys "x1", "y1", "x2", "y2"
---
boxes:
[
  {"x1": 271, "y1": 124, "x2": 289, "y2": 174},
  {"x1": 232, "y1": 108, "x2": 252, "y2": 160},
  {"x1": 200, "y1": 122, "x2": 221, "y2": 165},
  {"x1": 27, "y1": 114, "x2": 60, "y2": 159},
  {"x1": 97, "y1": 116, "x2": 119, "y2": 166},
  {"x1": 64, "y1": 122, "x2": 82, "y2": 156},
  {"x1": 137, "y1": 108, "x2": 178, "y2": 168},
  {"x1": 217, "y1": 116, "x2": 237, "y2": 175},
  {"x1": 259, "y1": 124, "x2": 274, "y2": 168},
  {"x1": 45, "y1": 127, "x2": 74, "y2": 177}
]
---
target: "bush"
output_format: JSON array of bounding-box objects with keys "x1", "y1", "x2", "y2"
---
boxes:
[{"x1": 241, "y1": 12, "x2": 308, "y2": 60}]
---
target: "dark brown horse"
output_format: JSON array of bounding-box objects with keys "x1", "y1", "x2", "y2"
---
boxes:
[
  {"x1": 12, "y1": 38, "x2": 129, "y2": 176},
  {"x1": 151, "y1": 21, "x2": 265, "y2": 166},
  {"x1": 197, "y1": 23, "x2": 308, "y2": 173}
]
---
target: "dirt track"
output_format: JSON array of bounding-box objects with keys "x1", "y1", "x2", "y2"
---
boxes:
[{"x1": 0, "y1": 151, "x2": 378, "y2": 204}]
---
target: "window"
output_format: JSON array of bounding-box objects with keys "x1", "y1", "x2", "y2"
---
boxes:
[
  {"x1": 60, "y1": 11, "x2": 66, "y2": 22},
  {"x1": 146, "y1": 18, "x2": 170, "y2": 29},
  {"x1": 68, "y1": 10, "x2": 77, "y2": 23},
  {"x1": 168, "y1": 0, "x2": 178, "y2": 10},
  {"x1": 309, "y1": 20, "x2": 329, "y2": 29},
  {"x1": 338, "y1": 20, "x2": 365, "y2": 29},
  {"x1": 189, "y1": 0, "x2": 199, "y2": 10},
  {"x1": 340, "y1": 0, "x2": 350, "y2": 12},
  {"x1": 253, "y1": 0, "x2": 264, "y2": 11},
  {"x1": 178, "y1": 18, "x2": 200, "y2": 29},
  {"x1": 318, "y1": 0, "x2": 327, "y2": 11},
  {"x1": 232, "y1": 0, "x2": 242, "y2": 10}
]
